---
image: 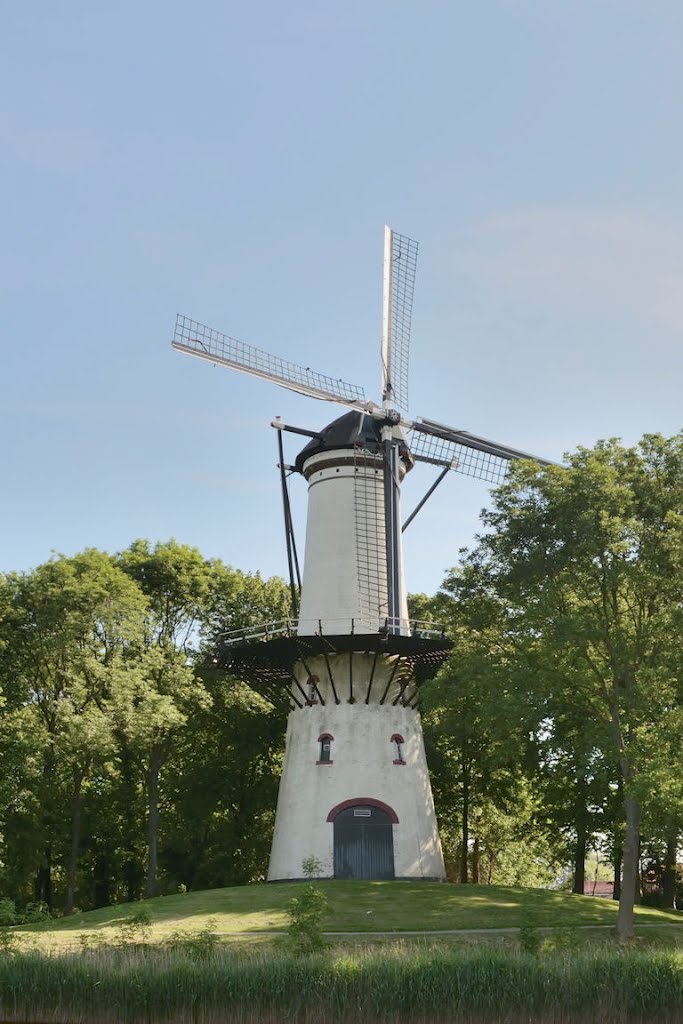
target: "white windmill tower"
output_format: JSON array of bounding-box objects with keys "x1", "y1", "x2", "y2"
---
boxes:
[{"x1": 172, "y1": 227, "x2": 552, "y2": 881}]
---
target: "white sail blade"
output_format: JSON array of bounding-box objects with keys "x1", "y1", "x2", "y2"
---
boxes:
[
  {"x1": 380, "y1": 227, "x2": 418, "y2": 412},
  {"x1": 173, "y1": 314, "x2": 370, "y2": 411}
]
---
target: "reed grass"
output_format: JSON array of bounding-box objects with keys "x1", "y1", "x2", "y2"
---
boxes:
[{"x1": 1, "y1": 942, "x2": 683, "y2": 1023}]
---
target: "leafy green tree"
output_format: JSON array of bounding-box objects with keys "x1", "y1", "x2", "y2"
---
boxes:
[
  {"x1": 116, "y1": 539, "x2": 217, "y2": 897},
  {"x1": 421, "y1": 572, "x2": 561, "y2": 886},
  {"x1": 0, "y1": 551, "x2": 146, "y2": 912},
  {"x1": 57, "y1": 703, "x2": 115, "y2": 914},
  {"x1": 471, "y1": 434, "x2": 683, "y2": 940},
  {"x1": 115, "y1": 541, "x2": 290, "y2": 897},
  {"x1": 201, "y1": 562, "x2": 291, "y2": 644},
  {"x1": 163, "y1": 565, "x2": 290, "y2": 889},
  {"x1": 162, "y1": 678, "x2": 284, "y2": 889}
]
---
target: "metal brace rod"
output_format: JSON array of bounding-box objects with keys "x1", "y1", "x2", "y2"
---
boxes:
[
  {"x1": 290, "y1": 679, "x2": 306, "y2": 708},
  {"x1": 318, "y1": 623, "x2": 340, "y2": 705},
  {"x1": 379, "y1": 657, "x2": 401, "y2": 705},
  {"x1": 298, "y1": 654, "x2": 325, "y2": 706},
  {"x1": 402, "y1": 464, "x2": 451, "y2": 532},
  {"x1": 364, "y1": 649, "x2": 380, "y2": 704},
  {"x1": 288, "y1": 478, "x2": 302, "y2": 593},
  {"x1": 392, "y1": 677, "x2": 411, "y2": 706},
  {"x1": 277, "y1": 429, "x2": 299, "y2": 616},
  {"x1": 272, "y1": 417, "x2": 321, "y2": 442}
]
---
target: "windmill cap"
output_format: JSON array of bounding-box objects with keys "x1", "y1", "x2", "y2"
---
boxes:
[{"x1": 295, "y1": 410, "x2": 414, "y2": 475}]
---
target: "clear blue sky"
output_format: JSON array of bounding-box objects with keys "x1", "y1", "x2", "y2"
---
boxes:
[{"x1": 3, "y1": 1, "x2": 683, "y2": 596}]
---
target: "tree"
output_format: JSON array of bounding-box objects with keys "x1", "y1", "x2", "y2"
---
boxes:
[
  {"x1": 471, "y1": 433, "x2": 683, "y2": 940},
  {"x1": 420, "y1": 573, "x2": 561, "y2": 886},
  {"x1": 0, "y1": 551, "x2": 146, "y2": 912},
  {"x1": 114, "y1": 541, "x2": 290, "y2": 897}
]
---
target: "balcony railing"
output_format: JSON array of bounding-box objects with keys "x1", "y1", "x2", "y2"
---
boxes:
[{"x1": 218, "y1": 616, "x2": 449, "y2": 646}]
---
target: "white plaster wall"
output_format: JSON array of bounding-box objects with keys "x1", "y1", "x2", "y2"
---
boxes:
[
  {"x1": 297, "y1": 448, "x2": 410, "y2": 636},
  {"x1": 267, "y1": 702, "x2": 445, "y2": 881},
  {"x1": 269, "y1": 437, "x2": 441, "y2": 882}
]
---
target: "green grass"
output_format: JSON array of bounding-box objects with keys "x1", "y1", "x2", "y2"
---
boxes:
[
  {"x1": 14, "y1": 881, "x2": 683, "y2": 950},
  {"x1": 3, "y1": 943, "x2": 683, "y2": 1023}
]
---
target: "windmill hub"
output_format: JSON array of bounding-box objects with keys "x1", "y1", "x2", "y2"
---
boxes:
[{"x1": 382, "y1": 409, "x2": 402, "y2": 426}]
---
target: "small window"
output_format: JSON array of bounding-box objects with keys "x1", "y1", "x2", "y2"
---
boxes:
[
  {"x1": 317, "y1": 733, "x2": 333, "y2": 765},
  {"x1": 391, "y1": 734, "x2": 405, "y2": 765},
  {"x1": 307, "y1": 675, "x2": 320, "y2": 705}
]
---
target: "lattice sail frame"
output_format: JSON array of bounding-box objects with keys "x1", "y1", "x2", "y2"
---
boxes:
[
  {"x1": 408, "y1": 421, "x2": 555, "y2": 485},
  {"x1": 353, "y1": 445, "x2": 388, "y2": 628},
  {"x1": 173, "y1": 229, "x2": 556, "y2": 539},
  {"x1": 173, "y1": 315, "x2": 368, "y2": 410},
  {"x1": 381, "y1": 228, "x2": 418, "y2": 413},
  {"x1": 408, "y1": 431, "x2": 509, "y2": 485}
]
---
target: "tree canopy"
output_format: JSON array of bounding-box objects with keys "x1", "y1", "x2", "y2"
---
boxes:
[{"x1": 2, "y1": 434, "x2": 683, "y2": 938}]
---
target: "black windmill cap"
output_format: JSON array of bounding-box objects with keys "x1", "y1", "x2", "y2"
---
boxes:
[
  {"x1": 295, "y1": 412, "x2": 381, "y2": 473},
  {"x1": 294, "y1": 411, "x2": 413, "y2": 474}
]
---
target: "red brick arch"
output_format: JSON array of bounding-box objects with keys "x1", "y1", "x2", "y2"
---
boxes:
[{"x1": 326, "y1": 798, "x2": 399, "y2": 824}]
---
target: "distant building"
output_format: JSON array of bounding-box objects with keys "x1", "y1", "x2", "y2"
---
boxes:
[{"x1": 584, "y1": 880, "x2": 614, "y2": 898}]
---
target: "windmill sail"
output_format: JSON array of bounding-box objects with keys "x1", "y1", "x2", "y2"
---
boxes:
[
  {"x1": 381, "y1": 227, "x2": 418, "y2": 412},
  {"x1": 353, "y1": 444, "x2": 388, "y2": 630},
  {"x1": 173, "y1": 315, "x2": 369, "y2": 411},
  {"x1": 409, "y1": 419, "x2": 555, "y2": 485}
]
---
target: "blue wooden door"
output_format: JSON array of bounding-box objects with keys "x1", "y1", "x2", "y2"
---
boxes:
[{"x1": 333, "y1": 805, "x2": 395, "y2": 880}]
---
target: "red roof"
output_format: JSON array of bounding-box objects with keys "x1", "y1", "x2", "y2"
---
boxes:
[{"x1": 584, "y1": 880, "x2": 614, "y2": 897}]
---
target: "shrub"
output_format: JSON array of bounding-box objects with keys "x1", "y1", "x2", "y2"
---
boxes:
[
  {"x1": 78, "y1": 932, "x2": 107, "y2": 954},
  {"x1": 117, "y1": 907, "x2": 152, "y2": 946},
  {"x1": 301, "y1": 855, "x2": 323, "y2": 879},
  {"x1": 0, "y1": 899, "x2": 17, "y2": 927},
  {"x1": 0, "y1": 930, "x2": 18, "y2": 955},
  {"x1": 22, "y1": 902, "x2": 50, "y2": 925},
  {"x1": 165, "y1": 919, "x2": 220, "y2": 959},
  {"x1": 552, "y1": 925, "x2": 582, "y2": 953},
  {"x1": 285, "y1": 885, "x2": 328, "y2": 955},
  {"x1": 518, "y1": 919, "x2": 542, "y2": 955}
]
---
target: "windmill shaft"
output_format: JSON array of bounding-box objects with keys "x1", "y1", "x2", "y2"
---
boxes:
[{"x1": 383, "y1": 435, "x2": 401, "y2": 632}]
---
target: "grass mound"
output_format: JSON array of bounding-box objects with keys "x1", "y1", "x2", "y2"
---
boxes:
[{"x1": 18, "y1": 881, "x2": 681, "y2": 949}]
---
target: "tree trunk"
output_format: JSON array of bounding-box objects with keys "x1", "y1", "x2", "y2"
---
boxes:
[
  {"x1": 617, "y1": 794, "x2": 642, "y2": 942},
  {"x1": 573, "y1": 831, "x2": 586, "y2": 894},
  {"x1": 145, "y1": 751, "x2": 161, "y2": 898},
  {"x1": 460, "y1": 757, "x2": 469, "y2": 884},
  {"x1": 34, "y1": 851, "x2": 52, "y2": 910},
  {"x1": 64, "y1": 771, "x2": 84, "y2": 916},
  {"x1": 662, "y1": 829, "x2": 678, "y2": 909},
  {"x1": 613, "y1": 843, "x2": 622, "y2": 901},
  {"x1": 35, "y1": 741, "x2": 56, "y2": 910},
  {"x1": 572, "y1": 789, "x2": 588, "y2": 894},
  {"x1": 472, "y1": 838, "x2": 481, "y2": 884},
  {"x1": 634, "y1": 833, "x2": 642, "y2": 906},
  {"x1": 93, "y1": 851, "x2": 111, "y2": 909},
  {"x1": 118, "y1": 736, "x2": 143, "y2": 902},
  {"x1": 613, "y1": 779, "x2": 623, "y2": 901}
]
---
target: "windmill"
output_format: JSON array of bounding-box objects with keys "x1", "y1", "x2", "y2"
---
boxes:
[{"x1": 172, "y1": 227, "x2": 553, "y2": 882}]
